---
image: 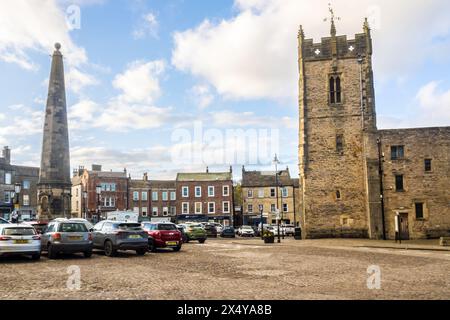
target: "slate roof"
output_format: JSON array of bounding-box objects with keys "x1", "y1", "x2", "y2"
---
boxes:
[
  {"x1": 242, "y1": 169, "x2": 296, "y2": 187},
  {"x1": 149, "y1": 180, "x2": 176, "y2": 189},
  {"x1": 176, "y1": 172, "x2": 232, "y2": 182}
]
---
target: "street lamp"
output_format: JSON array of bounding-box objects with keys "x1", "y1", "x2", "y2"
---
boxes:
[
  {"x1": 273, "y1": 154, "x2": 281, "y2": 244},
  {"x1": 14, "y1": 183, "x2": 21, "y2": 220},
  {"x1": 260, "y1": 206, "x2": 264, "y2": 240},
  {"x1": 83, "y1": 190, "x2": 88, "y2": 220},
  {"x1": 96, "y1": 185, "x2": 102, "y2": 221}
]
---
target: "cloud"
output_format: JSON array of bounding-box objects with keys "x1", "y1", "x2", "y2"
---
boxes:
[
  {"x1": 66, "y1": 68, "x2": 99, "y2": 94},
  {"x1": 172, "y1": 0, "x2": 450, "y2": 100},
  {"x1": 132, "y1": 12, "x2": 159, "y2": 40},
  {"x1": 210, "y1": 111, "x2": 296, "y2": 129},
  {"x1": 190, "y1": 85, "x2": 214, "y2": 109},
  {"x1": 0, "y1": 105, "x2": 43, "y2": 146},
  {"x1": 415, "y1": 81, "x2": 450, "y2": 127}
]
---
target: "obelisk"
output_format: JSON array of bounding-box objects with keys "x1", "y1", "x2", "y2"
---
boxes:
[{"x1": 37, "y1": 43, "x2": 72, "y2": 221}]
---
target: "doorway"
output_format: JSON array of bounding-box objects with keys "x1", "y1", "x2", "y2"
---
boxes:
[{"x1": 399, "y1": 213, "x2": 410, "y2": 240}]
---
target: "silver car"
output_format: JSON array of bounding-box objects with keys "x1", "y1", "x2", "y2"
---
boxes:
[
  {"x1": 0, "y1": 224, "x2": 41, "y2": 260},
  {"x1": 41, "y1": 219, "x2": 93, "y2": 259}
]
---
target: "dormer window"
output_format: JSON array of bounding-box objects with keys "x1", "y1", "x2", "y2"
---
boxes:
[{"x1": 329, "y1": 75, "x2": 342, "y2": 104}]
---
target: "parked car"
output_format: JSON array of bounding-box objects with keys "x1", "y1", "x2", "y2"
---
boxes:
[
  {"x1": 176, "y1": 225, "x2": 188, "y2": 243},
  {"x1": 69, "y1": 218, "x2": 94, "y2": 231},
  {"x1": 0, "y1": 218, "x2": 11, "y2": 224},
  {"x1": 41, "y1": 219, "x2": 93, "y2": 259},
  {"x1": 238, "y1": 225, "x2": 255, "y2": 237},
  {"x1": 220, "y1": 226, "x2": 236, "y2": 238},
  {"x1": 23, "y1": 221, "x2": 48, "y2": 235},
  {"x1": 267, "y1": 225, "x2": 285, "y2": 237},
  {"x1": 283, "y1": 224, "x2": 295, "y2": 236},
  {"x1": 212, "y1": 223, "x2": 223, "y2": 233},
  {"x1": 204, "y1": 224, "x2": 218, "y2": 238},
  {"x1": 91, "y1": 221, "x2": 148, "y2": 257},
  {"x1": 0, "y1": 224, "x2": 41, "y2": 260},
  {"x1": 142, "y1": 222, "x2": 182, "y2": 252},
  {"x1": 181, "y1": 223, "x2": 207, "y2": 243}
]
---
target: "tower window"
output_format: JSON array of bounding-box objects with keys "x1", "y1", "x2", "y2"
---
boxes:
[
  {"x1": 424, "y1": 159, "x2": 432, "y2": 172},
  {"x1": 336, "y1": 190, "x2": 341, "y2": 200},
  {"x1": 391, "y1": 146, "x2": 404, "y2": 160},
  {"x1": 329, "y1": 76, "x2": 342, "y2": 104},
  {"x1": 395, "y1": 174, "x2": 404, "y2": 191},
  {"x1": 415, "y1": 203, "x2": 424, "y2": 219},
  {"x1": 336, "y1": 134, "x2": 344, "y2": 154}
]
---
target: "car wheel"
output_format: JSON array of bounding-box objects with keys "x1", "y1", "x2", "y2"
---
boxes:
[
  {"x1": 47, "y1": 244, "x2": 58, "y2": 259},
  {"x1": 199, "y1": 239, "x2": 206, "y2": 244},
  {"x1": 31, "y1": 253, "x2": 41, "y2": 261},
  {"x1": 148, "y1": 241, "x2": 157, "y2": 253},
  {"x1": 84, "y1": 250, "x2": 92, "y2": 258},
  {"x1": 136, "y1": 249, "x2": 146, "y2": 256},
  {"x1": 104, "y1": 240, "x2": 117, "y2": 257},
  {"x1": 173, "y1": 245, "x2": 182, "y2": 252}
]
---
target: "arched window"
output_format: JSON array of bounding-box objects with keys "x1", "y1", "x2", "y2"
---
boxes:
[{"x1": 329, "y1": 75, "x2": 342, "y2": 104}]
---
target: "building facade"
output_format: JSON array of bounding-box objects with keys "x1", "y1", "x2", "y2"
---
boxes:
[
  {"x1": 241, "y1": 167, "x2": 300, "y2": 227},
  {"x1": 298, "y1": 18, "x2": 449, "y2": 239},
  {"x1": 0, "y1": 147, "x2": 40, "y2": 220},
  {"x1": 149, "y1": 179, "x2": 177, "y2": 222},
  {"x1": 176, "y1": 168, "x2": 234, "y2": 225}
]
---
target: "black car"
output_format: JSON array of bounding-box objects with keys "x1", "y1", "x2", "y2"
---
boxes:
[
  {"x1": 220, "y1": 226, "x2": 236, "y2": 238},
  {"x1": 204, "y1": 224, "x2": 218, "y2": 238}
]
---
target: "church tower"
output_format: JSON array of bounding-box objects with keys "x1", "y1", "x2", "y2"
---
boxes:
[
  {"x1": 298, "y1": 15, "x2": 383, "y2": 239},
  {"x1": 37, "y1": 43, "x2": 72, "y2": 221}
]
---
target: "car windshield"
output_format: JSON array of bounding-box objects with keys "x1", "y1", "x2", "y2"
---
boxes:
[
  {"x1": 3, "y1": 227, "x2": 35, "y2": 236},
  {"x1": 58, "y1": 223, "x2": 88, "y2": 233},
  {"x1": 157, "y1": 224, "x2": 177, "y2": 231},
  {"x1": 242, "y1": 226, "x2": 252, "y2": 229},
  {"x1": 225, "y1": 227, "x2": 234, "y2": 231},
  {"x1": 113, "y1": 223, "x2": 142, "y2": 231},
  {"x1": 189, "y1": 224, "x2": 203, "y2": 228}
]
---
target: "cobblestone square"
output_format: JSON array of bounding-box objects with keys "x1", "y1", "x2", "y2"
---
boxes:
[{"x1": 1, "y1": 238, "x2": 448, "y2": 300}]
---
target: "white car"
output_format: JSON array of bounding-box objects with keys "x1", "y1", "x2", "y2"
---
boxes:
[
  {"x1": 0, "y1": 224, "x2": 41, "y2": 260},
  {"x1": 212, "y1": 223, "x2": 223, "y2": 233},
  {"x1": 0, "y1": 218, "x2": 11, "y2": 224},
  {"x1": 238, "y1": 225, "x2": 255, "y2": 237},
  {"x1": 283, "y1": 224, "x2": 295, "y2": 236},
  {"x1": 267, "y1": 225, "x2": 286, "y2": 237}
]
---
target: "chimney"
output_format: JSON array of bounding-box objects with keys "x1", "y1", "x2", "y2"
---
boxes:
[
  {"x1": 78, "y1": 166, "x2": 84, "y2": 176},
  {"x1": 206, "y1": 166, "x2": 209, "y2": 173},
  {"x1": 2, "y1": 146, "x2": 11, "y2": 164},
  {"x1": 143, "y1": 173, "x2": 148, "y2": 181},
  {"x1": 73, "y1": 169, "x2": 78, "y2": 177},
  {"x1": 92, "y1": 164, "x2": 102, "y2": 172},
  {"x1": 230, "y1": 165, "x2": 233, "y2": 173}
]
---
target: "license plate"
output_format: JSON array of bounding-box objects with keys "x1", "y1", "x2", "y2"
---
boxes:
[
  {"x1": 166, "y1": 241, "x2": 178, "y2": 246},
  {"x1": 129, "y1": 235, "x2": 141, "y2": 239},
  {"x1": 14, "y1": 240, "x2": 29, "y2": 244},
  {"x1": 68, "y1": 236, "x2": 82, "y2": 241}
]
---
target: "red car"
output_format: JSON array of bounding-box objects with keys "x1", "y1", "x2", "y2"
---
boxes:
[{"x1": 141, "y1": 222, "x2": 182, "y2": 252}]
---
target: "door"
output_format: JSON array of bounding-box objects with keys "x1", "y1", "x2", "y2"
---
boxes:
[{"x1": 399, "y1": 213, "x2": 410, "y2": 240}]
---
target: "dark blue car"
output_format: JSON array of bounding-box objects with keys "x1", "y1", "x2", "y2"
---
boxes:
[{"x1": 220, "y1": 226, "x2": 236, "y2": 238}]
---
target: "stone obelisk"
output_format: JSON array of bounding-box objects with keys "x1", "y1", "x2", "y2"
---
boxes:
[{"x1": 37, "y1": 43, "x2": 72, "y2": 221}]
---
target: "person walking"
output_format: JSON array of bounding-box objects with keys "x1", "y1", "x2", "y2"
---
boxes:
[{"x1": 11, "y1": 210, "x2": 19, "y2": 224}]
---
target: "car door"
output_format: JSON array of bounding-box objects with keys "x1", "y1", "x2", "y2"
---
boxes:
[
  {"x1": 92, "y1": 221, "x2": 105, "y2": 248},
  {"x1": 40, "y1": 223, "x2": 54, "y2": 249}
]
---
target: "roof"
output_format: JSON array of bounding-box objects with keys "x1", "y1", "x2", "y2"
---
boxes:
[
  {"x1": 242, "y1": 169, "x2": 295, "y2": 187},
  {"x1": 176, "y1": 172, "x2": 232, "y2": 182},
  {"x1": 129, "y1": 179, "x2": 150, "y2": 189},
  {"x1": 89, "y1": 171, "x2": 127, "y2": 179},
  {"x1": 149, "y1": 180, "x2": 176, "y2": 188}
]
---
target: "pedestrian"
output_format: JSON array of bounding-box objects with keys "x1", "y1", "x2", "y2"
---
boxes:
[{"x1": 11, "y1": 210, "x2": 19, "y2": 224}]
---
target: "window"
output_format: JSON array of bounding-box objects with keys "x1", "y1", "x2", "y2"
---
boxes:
[
  {"x1": 23, "y1": 195, "x2": 30, "y2": 206},
  {"x1": 142, "y1": 207, "x2": 148, "y2": 217},
  {"x1": 424, "y1": 159, "x2": 432, "y2": 172},
  {"x1": 208, "y1": 202, "x2": 215, "y2": 214},
  {"x1": 329, "y1": 76, "x2": 342, "y2": 104},
  {"x1": 182, "y1": 186, "x2": 189, "y2": 198},
  {"x1": 162, "y1": 191, "x2": 168, "y2": 201},
  {"x1": 133, "y1": 191, "x2": 139, "y2": 201},
  {"x1": 152, "y1": 191, "x2": 158, "y2": 201},
  {"x1": 170, "y1": 191, "x2": 176, "y2": 201},
  {"x1": 195, "y1": 186, "x2": 202, "y2": 197},
  {"x1": 195, "y1": 202, "x2": 202, "y2": 214},
  {"x1": 182, "y1": 202, "x2": 189, "y2": 214},
  {"x1": 141, "y1": 192, "x2": 148, "y2": 201},
  {"x1": 223, "y1": 201, "x2": 230, "y2": 213},
  {"x1": 395, "y1": 175, "x2": 404, "y2": 191},
  {"x1": 169, "y1": 206, "x2": 176, "y2": 216},
  {"x1": 247, "y1": 204, "x2": 253, "y2": 213},
  {"x1": 4, "y1": 192, "x2": 11, "y2": 204},
  {"x1": 258, "y1": 189, "x2": 264, "y2": 198},
  {"x1": 247, "y1": 189, "x2": 253, "y2": 198},
  {"x1": 5, "y1": 172, "x2": 11, "y2": 185},
  {"x1": 223, "y1": 185, "x2": 229, "y2": 197},
  {"x1": 23, "y1": 180, "x2": 30, "y2": 190},
  {"x1": 336, "y1": 134, "x2": 344, "y2": 153},
  {"x1": 258, "y1": 204, "x2": 264, "y2": 212},
  {"x1": 208, "y1": 186, "x2": 215, "y2": 197},
  {"x1": 283, "y1": 203, "x2": 288, "y2": 212},
  {"x1": 391, "y1": 146, "x2": 405, "y2": 160},
  {"x1": 270, "y1": 188, "x2": 276, "y2": 197},
  {"x1": 163, "y1": 207, "x2": 169, "y2": 216},
  {"x1": 152, "y1": 207, "x2": 158, "y2": 216},
  {"x1": 336, "y1": 190, "x2": 341, "y2": 200},
  {"x1": 103, "y1": 197, "x2": 115, "y2": 208},
  {"x1": 101, "y1": 183, "x2": 116, "y2": 192},
  {"x1": 271, "y1": 204, "x2": 276, "y2": 213},
  {"x1": 415, "y1": 203, "x2": 424, "y2": 219},
  {"x1": 281, "y1": 187, "x2": 288, "y2": 198}
]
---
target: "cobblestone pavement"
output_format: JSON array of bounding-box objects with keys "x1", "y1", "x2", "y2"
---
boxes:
[{"x1": 0, "y1": 238, "x2": 448, "y2": 300}]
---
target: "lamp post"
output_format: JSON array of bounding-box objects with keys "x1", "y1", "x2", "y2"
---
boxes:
[
  {"x1": 96, "y1": 185, "x2": 102, "y2": 221},
  {"x1": 83, "y1": 190, "x2": 88, "y2": 220},
  {"x1": 14, "y1": 183, "x2": 21, "y2": 222},
  {"x1": 273, "y1": 154, "x2": 281, "y2": 243},
  {"x1": 260, "y1": 206, "x2": 264, "y2": 240},
  {"x1": 280, "y1": 184, "x2": 285, "y2": 240}
]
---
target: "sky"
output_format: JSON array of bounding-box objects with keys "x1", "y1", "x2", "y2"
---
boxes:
[{"x1": 0, "y1": 0, "x2": 449, "y2": 181}]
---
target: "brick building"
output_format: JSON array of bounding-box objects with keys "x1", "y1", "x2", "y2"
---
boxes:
[
  {"x1": 0, "y1": 146, "x2": 40, "y2": 220},
  {"x1": 176, "y1": 168, "x2": 234, "y2": 225},
  {"x1": 298, "y1": 18, "x2": 450, "y2": 239},
  {"x1": 129, "y1": 174, "x2": 151, "y2": 220},
  {"x1": 241, "y1": 167, "x2": 300, "y2": 227},
  {"x1": 149, "y1": 179, "x2": 177, "y2": 222}
]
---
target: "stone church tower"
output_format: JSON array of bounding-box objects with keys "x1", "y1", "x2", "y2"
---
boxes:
[
  {"x1": 298, "y1": 18, "x2": 384, "y2": 239},
  {"x1": 37, "y1": 43, "x2": 72, "y2": 221}
]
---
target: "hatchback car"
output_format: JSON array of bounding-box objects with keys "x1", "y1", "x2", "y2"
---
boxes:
[
  {"x1": 41, "y1": 219, "x2": 93, "y2": 259},
  {"x1": 220, "y1": 226, "x2": 236, "y2": 238},
  {"x1": 91, "y1": 221, "x2": 148, "y2": 257},
  {"x1": 0, "y1": 224, "x2": 41, "y2": 260},
  {"x1": 181, "y1": 223, "x2": 207, "y2": 243},
  {"x1": 142, "y1": 222, "x2": 182, "y2": 252},
  {"x1": 238, "y1": 225, "x2": 255, "y2": 237}
]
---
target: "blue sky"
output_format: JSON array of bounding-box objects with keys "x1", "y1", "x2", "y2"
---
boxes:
[{"x1": 0, "y1": 0, "x2": 449, "y2": 180}]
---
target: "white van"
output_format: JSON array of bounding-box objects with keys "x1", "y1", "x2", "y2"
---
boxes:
[{"x1": 106, "y1": 211, "x2": 139, "y2": 223}]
